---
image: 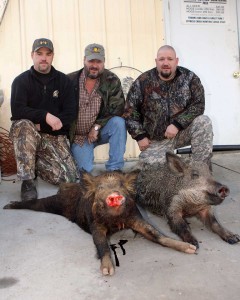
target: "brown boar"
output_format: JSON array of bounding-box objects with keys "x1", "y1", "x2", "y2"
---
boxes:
[
  {"x1": 137, "y1": 152, "x2": 240, "y2": 248},
  {"x1": 3, "y1": 171, "x2": 196, "y2": 276}
]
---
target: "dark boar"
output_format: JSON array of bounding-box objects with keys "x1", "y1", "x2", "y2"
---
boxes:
[
  {"x1": 137, "y1": 152, "x2": 240, "y2": 248},
  {"x1": 4, "y1": 171, "x2": 196, "y2": 276}
]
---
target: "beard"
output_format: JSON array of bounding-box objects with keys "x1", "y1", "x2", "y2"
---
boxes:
[
  {"x1": 160, "y1": 70, "x2": 172, "y2": 79},
  {"x1": 84, "y1": 65, "x2": 103, "y2": 79},
  {"x1": 158, "y1": 68, "x2": 176, "y2": 81},
  {"x1": 38, "y1": 63, "x2": 51, "y2": 74}
]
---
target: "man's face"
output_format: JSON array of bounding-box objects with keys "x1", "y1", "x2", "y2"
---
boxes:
[
  {"x1": 155, "y1": 48, "x2": 178, "y2": 80},
  {"x1": 84, "y1": 58, "x2": 105, "y2": 79},
  {"x1": 31, "y1": 47, "x2": 54, "y2": 74}
]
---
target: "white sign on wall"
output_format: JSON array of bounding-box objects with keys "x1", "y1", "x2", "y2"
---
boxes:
[{"x1": 181, "y1": 0, "x2": 230, "y2": 25}]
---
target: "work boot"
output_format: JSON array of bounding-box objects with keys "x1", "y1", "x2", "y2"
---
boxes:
[{"x1": 21, "y1": 179, "x2": 38, "y2": 201}]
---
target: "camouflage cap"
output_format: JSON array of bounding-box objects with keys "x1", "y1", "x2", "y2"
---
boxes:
[
  {"x1": 84, "y1": 43, "x2": 105, "y2": 61},
  {"x1": 32, "y1": 38, "x2": 54, "y2": 52}
]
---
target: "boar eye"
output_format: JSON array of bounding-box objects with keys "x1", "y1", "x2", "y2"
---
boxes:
[{"x1": 191, "y1": 170, "x2": 199, "y2": 179}]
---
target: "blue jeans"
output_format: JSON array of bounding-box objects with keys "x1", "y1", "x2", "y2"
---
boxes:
[{"x1": 71, "y1": 116, "x2": 127, "y2": 172}]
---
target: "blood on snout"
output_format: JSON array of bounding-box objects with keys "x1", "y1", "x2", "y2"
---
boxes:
[{"x1": 106, "y1": 193, "x2": 125, "y2": 207}]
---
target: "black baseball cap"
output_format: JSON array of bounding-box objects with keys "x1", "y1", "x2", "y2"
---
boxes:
[{"x1": 32, "y1": 38, "x2": 54, "y2": 52}]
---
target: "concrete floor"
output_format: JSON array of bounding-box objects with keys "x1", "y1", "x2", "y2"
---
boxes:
[{"x1": 0, "y1": 152, "x2": 240, "y2": 300}]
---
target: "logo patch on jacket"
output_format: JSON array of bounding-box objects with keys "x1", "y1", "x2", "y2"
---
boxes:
[{"x1": 53, "y1": 90, "x2": 59, "y2": 98}]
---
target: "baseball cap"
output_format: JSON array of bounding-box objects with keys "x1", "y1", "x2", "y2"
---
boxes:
[
  {"x1": 84, "y1": 43, "x2": 105, "y2": 61},
  {"x1": 32, "y1": 38, "x2": 54, "y2": 52}
]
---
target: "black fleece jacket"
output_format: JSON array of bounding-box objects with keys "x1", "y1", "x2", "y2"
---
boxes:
[{"x1": 10, "y1": 66, "x2": 77, "y2": 136}]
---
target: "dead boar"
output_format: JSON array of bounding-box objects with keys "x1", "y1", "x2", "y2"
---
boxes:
[
  {"x1": 3, "y1": 171, "x2": 196, "y2": 276},
  {"x1": 137, "y1": 152, "x2": 240, "y2": 248}
]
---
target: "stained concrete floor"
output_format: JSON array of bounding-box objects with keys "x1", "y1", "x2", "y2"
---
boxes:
[{"x1": 0, "y1": 152, "x2": 240, "y2": 300}]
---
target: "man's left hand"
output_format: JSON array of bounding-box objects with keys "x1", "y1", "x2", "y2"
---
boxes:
[
  {"x1": 164, "y1": 124, "x2": 179, "y2": 139},
  {"x1": 88, "y1": 128, "x2": 99, "y2": 143}
]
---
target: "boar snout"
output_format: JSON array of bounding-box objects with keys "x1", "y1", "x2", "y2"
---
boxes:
[
  {"x1": 209, "y1": 184, "x2": 230, "y2": 205},
  {"x1": 106, "y1": 192, "x2": 126, "y2": 207},
  {"x1": 217, "y1": 185, "x2": 230, "y2": 199}
]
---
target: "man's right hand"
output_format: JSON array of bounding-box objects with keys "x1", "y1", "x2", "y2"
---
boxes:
[
  {"x1": 137, "y1": 137, "x2": 151, "y2": 151},
  {"x1": 46, "y1": 113, "x2": 63, "y2": 131}
]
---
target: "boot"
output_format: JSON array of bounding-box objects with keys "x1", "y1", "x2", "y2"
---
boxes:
[{"x1": 21, "y1": 179, "x2": 38, "y2": 201}]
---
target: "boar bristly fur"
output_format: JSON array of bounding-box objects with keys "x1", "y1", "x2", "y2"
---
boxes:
[
  {"x1": 4, "y1": 171, "x2": 196, "y2": 276},
  {"x1": 137, "y1": 152, "x2": 240, "y2": 248}
]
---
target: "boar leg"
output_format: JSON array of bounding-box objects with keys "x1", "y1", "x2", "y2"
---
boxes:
[
  {"x1": 198, "y1": 209, "x2": 240, "y2": 244},
  {"x1": 129, "y1": 218, "x2": 196, "y2": 254},
  {"x1": 91, "y1": 225, "x2": 115, "y2": 276},
  {"x1": 3, "y1": 195, "x2": 64, "y2": 216},
  {"x1": 167, "y1": 215, "x2": 200, "y2": 248}
]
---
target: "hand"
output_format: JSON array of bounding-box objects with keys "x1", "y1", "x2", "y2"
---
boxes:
[
  {"x1": 46, "y1": 113, "x2": 63, "y2": 131},
  {"x1": 164, "y1": 124, "x2": 179, "y2": 139},
  {"x1": 87, "y1": 127, "x2": 99, "y2": 144},
  {"x1": 137, "y1": 137, "x2": 151, "y2": 151}
]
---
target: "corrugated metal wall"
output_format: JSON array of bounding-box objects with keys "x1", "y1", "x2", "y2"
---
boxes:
[{"x1": 0, "y1": 0, "x2": 164, "y2": 160}]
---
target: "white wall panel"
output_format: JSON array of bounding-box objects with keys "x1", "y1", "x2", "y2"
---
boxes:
[{"x1": 0, "y1": 0, "x2": 164, "y2": 160}]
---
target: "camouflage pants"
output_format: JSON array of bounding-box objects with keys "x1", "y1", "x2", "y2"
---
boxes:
[
  {"x1": 10, "y1": 119, "x2": 79, "y2": 185},
  {"x1": 139, "y1": 115, "x2": 213, "y2": 165}
]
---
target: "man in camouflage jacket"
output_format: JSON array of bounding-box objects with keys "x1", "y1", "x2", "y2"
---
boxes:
[
  {"x1": 68, "y1": 43, "x2": 126, "y2": 173},
  {"x1": 125, "y1": 45, "x2": 213, "y2": 166}
]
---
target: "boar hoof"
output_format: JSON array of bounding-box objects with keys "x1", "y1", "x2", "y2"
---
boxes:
[
  {"x1": 184, "y1": 243, "x2": 197, "y2": 254},
  {"x1": 3, "y1": 204, "x2": 11, "y2": 209},
  {"x1": 224, "y1": 233, "x2": 240, "y2": 245},
  {"x1": 3, "y1": 202, "x2": 17, "y2": 209},
  {"x1": 191, "y1": 240, "x2": 199, "y2": 249},
  {"x1": 182, "y1": 236, "x2": 199, "y2": 249},
  {"x1": 101, "y1": 256, "x2": 115, "y2": 276}
]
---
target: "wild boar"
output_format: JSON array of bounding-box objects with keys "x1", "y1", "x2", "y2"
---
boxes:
[
  {"x1": 3, "y1": 171, "x2": 196, "y2": 276},
  {"x1": 137, "y1": 152, "x2": 240, "y2": 248}
]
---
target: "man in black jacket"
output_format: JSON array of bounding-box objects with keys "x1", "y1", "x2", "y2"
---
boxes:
[{"x1": 10, "y1": 38, "x2": 78, "y2": 201}]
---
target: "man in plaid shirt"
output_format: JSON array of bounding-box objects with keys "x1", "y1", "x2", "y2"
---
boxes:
[{"x1": 68, "y1": 43, "x2": 126, "y2": 173}]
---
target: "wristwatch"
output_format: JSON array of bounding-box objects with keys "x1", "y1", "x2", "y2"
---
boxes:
[{"x1": 94, "y1": 125, "x2": 100, "y2": 131}]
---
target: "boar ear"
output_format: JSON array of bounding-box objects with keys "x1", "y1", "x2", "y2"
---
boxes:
[
  {"x1": 81, "y1": 172, "x2": 96, "y2": 198},
  {"x1": 124, "y1": 171, "x2": 139, "y2": 193},
  {"x1": 166, "y1": 152, "x2": 187, "y2": 176}
]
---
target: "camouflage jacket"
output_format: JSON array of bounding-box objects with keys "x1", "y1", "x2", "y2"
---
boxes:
[
  {"x1": 125, "y1": 66, "x2": 205, "y2": 141},
  {"x1": 68, "y1": 68, "x2": 125, "y2": 143}
]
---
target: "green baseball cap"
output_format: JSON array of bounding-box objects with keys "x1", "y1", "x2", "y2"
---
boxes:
[
  {"x1": 32, "y1": 38, "x2": 54, "y2": 52},
  {"x1": 84, "y1": 43, "x2": 105, "y2": 61}
]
